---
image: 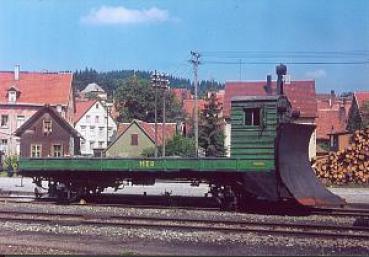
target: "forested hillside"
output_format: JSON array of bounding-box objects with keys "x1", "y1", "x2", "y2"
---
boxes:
[{"x1": 73, "y1": 68, "x2": 224, "y2": 98}]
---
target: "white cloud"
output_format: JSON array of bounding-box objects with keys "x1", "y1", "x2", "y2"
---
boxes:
[
  {"x1": 304, "y1": 69, "x2": 327, "y2": 79},
  {"x1": 81, "y1": 6, "x2": 172, "y2": 25}
]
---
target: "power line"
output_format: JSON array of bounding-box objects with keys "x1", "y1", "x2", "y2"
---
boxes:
[
  {"x1": 201, "y1": 50, "x2": 369, "y2": 56},
  {"x1": 203, "y1": 60, "x2": 369, "y2": 65}
]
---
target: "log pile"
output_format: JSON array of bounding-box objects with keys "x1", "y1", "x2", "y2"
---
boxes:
[{"x1": 312, "y1": 128, "x2": 369, "y2": 186}]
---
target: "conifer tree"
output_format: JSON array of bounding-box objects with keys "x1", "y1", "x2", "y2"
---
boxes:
[{"x1": 198, "y1": 92, "x2": 225, "y2": 157}]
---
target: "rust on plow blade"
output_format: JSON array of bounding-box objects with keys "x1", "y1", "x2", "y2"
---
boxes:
[{"x1": 277, "y1": 123, "x2": 346, "y2": 207}]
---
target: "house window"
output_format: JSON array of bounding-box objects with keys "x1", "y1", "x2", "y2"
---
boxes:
[
  {"x1": 90, "y1": 141, "x2": 95, "y2": 150},
  {"x1": 86, "y1": 115, "x2": 91, "y2": 123},
  {"x1": 8, "y1": 91, "x2": 16, "y2": 102},
  {"x1": 90, "y1": 126, "x2": 95, "y2": 137},
  {"x1": 81, "y1": 125, "x2": 86, "y2": 136},
  {"x1": 131, "y1": 134, "x2": 138, "y2": 145},
  {"x1": 16, "y1": 139, "x2": 20, "y2": 155},
  {"x1": 56, "y1": 105, "x2": 62, "y2": 113},
  {"x1": 52, "y1": 144, "x2": 63, "y2": 157},
  {"x1": 16, "y1": 115, "x2": 25, "y2": 128},
  {"x1": 31, "y1": 144, "x2": 42, "y2": 157},
  {"x1": 81, "y1": 140, "x2": 86, "y2": 152},
  {"x1": 98, "y1": 141, "x2": 104, "y2": 148},
  {"x1": 1, "y1": 115, "x2": 9, "y2": 128},
  {"x1": 96, "y1": 103, "x2": 99, "y2": 109},
  {"x1": 0, "y1": 139, "x2": 8, "y2": 153},
  {"x1": 95, "y1": 115, "x2": 99, "y2": 123},
  {"x1": 43, "y1": 119, "x2": 52, "y2": 134},
  {"x1": 244, "y1": 108, "x2": 261, "y2": 126},
  {"x1": 99, "y1": 127, "x2": 104, "y2": 136},
  {"x1": 108, "y1": 127, "x2": 113, "y2": 137}
]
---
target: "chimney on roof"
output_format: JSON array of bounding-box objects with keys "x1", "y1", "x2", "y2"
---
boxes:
[
  {"x1": 276, "y1": 64, "x2": 287, "y2": 95},
  {"x1": 14, "y1": 65, "x2": 20, "y2": 80},
  {"x1": 329, "y1": 90, "x2": 335, "y2": 108},
  {"x1": 264, "y1": 75, "x2": 273, "y2": 95}
]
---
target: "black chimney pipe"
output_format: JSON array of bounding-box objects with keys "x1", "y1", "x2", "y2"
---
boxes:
[
  {"x1": 276, "y1": 64, "x2": 287, "y2": 95},
  {"x1": 264, "y1": 75, "x2": 272, "y2": 95}
]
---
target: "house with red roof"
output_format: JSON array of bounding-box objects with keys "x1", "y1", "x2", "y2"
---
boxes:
[
  {"x1": 347, "y1": 91, "x2": 369, "y2": 132},
  {"x1": 14, "y1": 105, "x2": 82, "y2": 158},
  {"x1": 0, "y1": 66, "x2": 75, "y2": 155},
  {"x1": 315, "y1": 91, "x2": 352, "y2": 150},
  {"x1": 224, "y1": 79, "x2": 318, "y2": 158},
  {"x1": 172, "y1": 88, "x2": 192, "y2": 105},
  {"x1": 74, "y1": 99, "x2": 117, "y2": 155},
  {"x1": 105, "y1": 119, "x2": 176, "y2": 157}
]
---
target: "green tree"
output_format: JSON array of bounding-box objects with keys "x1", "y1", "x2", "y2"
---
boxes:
[
  {"x1": 2, "y1": 155, "x2": 18, "y2": 177},
  {"x1": 142, "y1": 134, "x2": 195, "y2": 157},
  {"x1": 114, "y1": 76, "x2": 182, "y2": 123},
  {"x1": 347, "y1": 100, "x2": 369, "y2": 132},
  {"x1": 198, "y1": 92, "x2": 225, "y2": 157}
]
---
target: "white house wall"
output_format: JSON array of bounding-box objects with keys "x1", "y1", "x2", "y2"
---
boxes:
[{"x1": 75, "y1": 101, "x2": 117, "y2": 155}]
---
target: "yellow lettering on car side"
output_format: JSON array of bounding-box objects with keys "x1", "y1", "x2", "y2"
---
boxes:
[
  {"x1": 139, "y1": 160, "x2": 155, "y2": 168},
  {"x1": 252, "y1": 161, "x2": 265, "y2": 166}
]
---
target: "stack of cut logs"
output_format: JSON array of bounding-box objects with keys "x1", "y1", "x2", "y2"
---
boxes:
[{"x1": 312, "y1": 128, "x2": 369, "y2": 185}]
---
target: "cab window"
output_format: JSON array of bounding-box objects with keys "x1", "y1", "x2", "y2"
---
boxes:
[{"x1": 244, "y1": 108, "x2": 260, "y2": 126}]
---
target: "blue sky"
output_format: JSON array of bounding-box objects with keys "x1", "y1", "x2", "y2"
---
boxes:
[{"x1": 0, "y1": 0, "x2": 368, "y2": 93}]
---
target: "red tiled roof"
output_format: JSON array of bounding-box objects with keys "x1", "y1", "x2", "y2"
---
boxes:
[
  {"x1": 316, "y1": 93, "x2": 352, "y2": 117},
  {"x1": 355, "y1": 91, "x2": 369, "y2": 109},
  {"x1": 207, "y1": 90, "x2": 225, "y2": 109},
  {"x1": 74, "y1": 100, "x2": 97, "y2": 124},
  {"x1": 182, "y1": 99, "x2": 206, "y2": 118},
  {"x1": 0, "y1": 71, "x2": 73, "y2": 105},
  {"x1": 117, "y1": 120, "x2": 176, "y2": 145},
  {"x1": 316, "y1": 109, "x2": 347, "y2": 140},
  {"x1": 172, "y1": 88, "x2": 192, "y2": 103},
  {"x1": 224, "y1": 80, "x2": 317, "y2": 118},
  {"x1": 117, "y1": 122, "x2": 130, "y2": 134}
]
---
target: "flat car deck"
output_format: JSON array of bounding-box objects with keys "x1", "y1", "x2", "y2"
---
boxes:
[{"x1": 19, "y1": 157, "x2": 274, "y2": 173}]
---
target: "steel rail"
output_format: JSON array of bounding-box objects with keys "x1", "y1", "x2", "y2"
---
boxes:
[{"x1": 0, "y1": 209, "x2": 368, "y2": 240}]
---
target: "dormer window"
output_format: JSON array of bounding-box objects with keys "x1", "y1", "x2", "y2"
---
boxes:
[
  {"x1": 8, "y1": 91, "x2": 17, "y2": 103},
  {"x1": 7, "y1": 85, "x2": 20, "y2": 103}
]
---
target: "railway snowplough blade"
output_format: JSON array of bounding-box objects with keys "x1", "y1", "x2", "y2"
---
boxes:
[{"x1": 277, "y1": 123, "x2": 346, "y2": 207}]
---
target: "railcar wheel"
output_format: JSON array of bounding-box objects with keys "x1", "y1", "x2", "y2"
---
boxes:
[
  {"x1": 210, "y1": 185, "x2": 238, "y2": 211},
  {"x1": 34, "y1": 187, "x2": 41, "y2": 198}
]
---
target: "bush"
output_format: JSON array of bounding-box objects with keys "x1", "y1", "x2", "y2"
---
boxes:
[{"x1": 3, "y1": 155, "x2": 18, "y2": 177}]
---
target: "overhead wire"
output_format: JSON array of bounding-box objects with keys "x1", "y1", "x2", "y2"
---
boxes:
[{"x1": 200, "y1": 50, "x2": 369, "y2": 65}]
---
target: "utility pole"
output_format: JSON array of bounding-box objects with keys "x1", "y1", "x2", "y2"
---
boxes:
[
  {"x1": 160, "y1": 74, "x2": 170, "y2": 157},
  {"x1": 190, "y1": 51, "x2": 200, "y2": 157},
  {"x1": 151, "y1": 70, "x2": 160, "y2": 158}
]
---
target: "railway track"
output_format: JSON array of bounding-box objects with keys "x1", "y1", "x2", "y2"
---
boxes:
[
  {"x1": 2, "y1": 194, "x2": 369, "y2": 218},
  {"x1": 0, "y1": 209, "x2": 368, "y2": 240},
  {"x1": 311, "y1": 206, "x2": 369, "y2": 217}
]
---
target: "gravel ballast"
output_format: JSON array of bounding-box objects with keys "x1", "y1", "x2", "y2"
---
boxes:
[{"x1": 0, "y1": 202, "x2": 368, "y2": 255}]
